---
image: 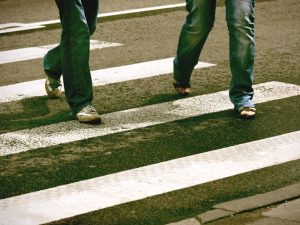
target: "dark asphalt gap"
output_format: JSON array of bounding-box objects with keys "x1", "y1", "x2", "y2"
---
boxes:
[
  {"x1": 0, "y1": 0, "x2": 275, "y2": 35},
  {"x1": 1, "y1": 95, "x2": 299, "y2": 199},
  {"x1": 0, "y1": 0, "x2": 183, "y2": 24}
]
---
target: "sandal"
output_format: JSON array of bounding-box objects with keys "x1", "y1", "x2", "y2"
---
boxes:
[
  {"x1": 173, "y1": 79, "x2": 191, "y2": 96},
  {"x1": 236, "y1": 106, "x2": 256, "y2": 119}
]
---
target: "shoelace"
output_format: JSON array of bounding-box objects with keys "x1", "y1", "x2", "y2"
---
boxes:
[
  {"x1": 84, "y1": 105, "x2": 96, "y2": 113},
  {"x1": 49, "y1": 78, "x2": 62, "y2": 89}
]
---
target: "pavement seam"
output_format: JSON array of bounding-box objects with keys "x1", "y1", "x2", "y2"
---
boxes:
[
  {"x1": 167, "y1": 182, "x2": 300, "y2": 225},
  {"x1": 197, "y1": 182, "x2": 300, "y2": 224}
]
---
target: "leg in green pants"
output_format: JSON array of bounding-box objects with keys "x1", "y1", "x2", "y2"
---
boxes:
[
  {"x1": 44, "y1": 0, "x2": 99, "y2": 116},
  {"x1": 173, "y1": 0, "x2": 256, "y2": 118}
]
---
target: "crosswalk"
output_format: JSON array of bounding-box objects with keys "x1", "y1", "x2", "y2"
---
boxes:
[
  {"x1": 0, "y1": 57, "x2": 214, "y2": 103},
  {"x1": 1, "y1": 131, "x2": 299, "y2": 225},
  {"x1": 1, "y1": 81, "x2": 299, "y2": 156},
  {"x1": 1, "y1": 2, "x2": 300, "y2": 225}
]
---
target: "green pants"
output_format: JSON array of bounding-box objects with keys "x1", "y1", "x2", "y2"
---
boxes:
[
  {"x1": 44, "y1": 0, "x2": 99, "y2": 115},
  {"x1": 174, "y1": 0, "x2": 255, "y2": 109}
]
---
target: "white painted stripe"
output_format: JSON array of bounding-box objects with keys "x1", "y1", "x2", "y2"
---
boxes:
[
  {"x1": 0, "y1": 58, "x2": 214, "y2": 103},
  {"x1": 0, "y1": 3, "x2": 185, "y2": 34},
  {"x1": 0, "y1": 23, "x2": 26, "y2": 29},
  {"x1": 0, "y1": 131, "x2": 299, "y2": 225},
  {"x1": 0, "y1": 81, "x2": 299, "y2": 156},
  {"x1": 98, "y1": 3, "x2": 185, "y2": 20},
  {"x1": 0, "y1": 25, "x2": 44, "y2": 34},
  {"x1": 0, "y1": 40, "x2": 123, "y2": 64}
]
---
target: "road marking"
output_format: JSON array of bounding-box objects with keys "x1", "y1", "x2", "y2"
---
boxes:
[
  {"x1": 0, "y1": 23, "x2": 44, "y2": 33},
  {"x1": 0, "y1": 23, "x2": 28, "y2": 29},
  {"x1": 0, "y1": 81, "x2": 299, "y2": 156},
  {"x1": 0, "y1": 131, "x2": 299, "y2": 225},
  {"x1": 98, "y1": 3, "x2": 185, "y2": 21},
  {"x1": 0, "y1": 40, "x2": 123, "y2": 64},
  {"x1": 0, "y1": 58, "x2": 215, "y2": 103},
  {"x1": 0, "y1": 3, "x2": 186, "y2": 34}
]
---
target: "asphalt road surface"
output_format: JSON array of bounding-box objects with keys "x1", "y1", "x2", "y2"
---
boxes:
[{"x1": 0, "y1": 0, "x2": 299, "y2": 224}]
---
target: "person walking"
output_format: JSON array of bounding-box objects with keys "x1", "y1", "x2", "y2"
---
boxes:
[
  {"x1": 44, "y1": 0, "x2": 102, "y2": 124},
  {"x1": 173, "y1": 0, "x2": 256, "y2": 119}
]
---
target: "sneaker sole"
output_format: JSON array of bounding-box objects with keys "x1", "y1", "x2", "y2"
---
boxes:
[{"x1": 77, "y1": 116, "x2": 102, "y2": 125}]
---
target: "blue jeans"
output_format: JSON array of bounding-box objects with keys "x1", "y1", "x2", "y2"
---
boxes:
[
  {"x1": 44, "y1": 0, "x2": 99, "y2": 115},
  {"x1": 174, "y1": 0, "x2": 255, "y2": 109}
]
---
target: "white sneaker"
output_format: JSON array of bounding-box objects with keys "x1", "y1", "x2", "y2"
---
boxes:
[
  {"x1": 45, "y1": 76, "x2": 62, "y2": 98},
  {"x1": 76, "y1": 105, "x2": 102, "y2": 124}
]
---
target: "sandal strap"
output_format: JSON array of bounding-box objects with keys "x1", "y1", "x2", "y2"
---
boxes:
[
  {"x1": 173, "y1": 81, "x2": 191, "y2": 89},
  {"x1": 239, "y1": 106, "x2": 256, "y2": 112}
]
